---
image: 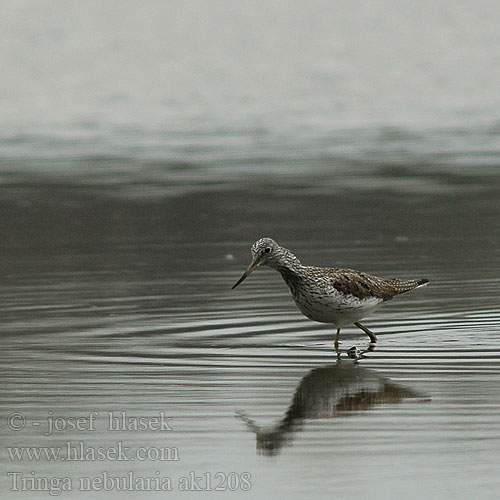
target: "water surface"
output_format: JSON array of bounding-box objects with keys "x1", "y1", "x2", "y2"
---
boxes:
[
  {"x1": 2, "y1": 1, "x2": 500, "y2": 498},
  {"x1": 1, "y1": 177, "x2": 500, "y2": 499}
]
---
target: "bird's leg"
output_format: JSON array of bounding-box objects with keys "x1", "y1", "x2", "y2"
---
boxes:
[
  {"x1": 334, "y1": 328, "x2": 341, "y2": 355},
  {"x1": 354, "y1": 322, "x2": 377, "y2": 343}
]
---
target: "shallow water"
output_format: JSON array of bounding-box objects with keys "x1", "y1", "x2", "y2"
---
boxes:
[
  {"x1": 1, "y1": 175, "x2": 500, "y2": 499},
  {"x1": 2, "y1": 1, "x2": 500, "y2": 167},
  {"x1": 2, "y1": 2, "x2": 500, "y2": 497}
]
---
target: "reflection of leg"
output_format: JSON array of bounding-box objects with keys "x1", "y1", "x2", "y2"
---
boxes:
[
  {"x1": 354, "y1": 322, "x2": 377, "y2": 343},
  {"x1": 334, "y1": 328, "x2": 341, "y2": 353}
]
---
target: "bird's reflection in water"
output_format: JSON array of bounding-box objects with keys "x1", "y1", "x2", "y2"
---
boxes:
[{"x1": 237, "y1": 358, "x2": 429, "y2": 456}]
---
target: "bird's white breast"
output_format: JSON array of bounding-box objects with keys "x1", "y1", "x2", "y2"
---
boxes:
[{"x1": 291, "y1": 286, "x2": 383, "y2": 327}]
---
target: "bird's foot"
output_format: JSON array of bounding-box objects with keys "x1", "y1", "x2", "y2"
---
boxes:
[{"x1": 346, "y1": 346, "x2": 368, "y2": 361}]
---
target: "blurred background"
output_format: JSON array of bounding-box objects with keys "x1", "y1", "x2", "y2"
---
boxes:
[
  {"x1": 1, "y1": 2, "x2": 500, "y2": 499},
  {"x1": 2, "y1": 0, "x2": 500, "y2": 188}
]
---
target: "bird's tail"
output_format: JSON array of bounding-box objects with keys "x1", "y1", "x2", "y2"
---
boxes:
[{"x1": 385, "y1": 278, "x2": 429, "y2": 295}]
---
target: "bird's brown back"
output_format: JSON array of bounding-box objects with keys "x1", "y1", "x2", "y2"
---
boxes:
[{"x1": 305, "y1": 267, "x2": 429, "y2": 302}]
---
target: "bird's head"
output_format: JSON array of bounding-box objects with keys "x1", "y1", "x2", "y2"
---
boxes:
[{"x1": 232, "y1": 238, "x2": 295, "y2": 289}]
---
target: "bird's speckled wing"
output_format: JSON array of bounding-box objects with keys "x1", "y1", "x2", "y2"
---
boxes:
[{"x1": 306, "y1": 267, "x2": 428, "y2": 301}]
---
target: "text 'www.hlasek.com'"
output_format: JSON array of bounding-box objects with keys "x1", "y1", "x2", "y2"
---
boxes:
[{"x1": 5, "y1": 411, "x2": 252, "y2": 495}]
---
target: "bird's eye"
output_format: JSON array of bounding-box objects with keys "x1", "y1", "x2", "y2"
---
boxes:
[{"x1": 264, "y1": 247, "x2": 271, "y2": 254}]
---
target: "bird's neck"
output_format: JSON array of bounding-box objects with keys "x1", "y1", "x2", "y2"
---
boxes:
[
  {"x1": 267, "y1": 249, "x2": 303, "y2": 273},
  {"x1": 273, "y1": 253, "x2": 304, "y2": 292}
]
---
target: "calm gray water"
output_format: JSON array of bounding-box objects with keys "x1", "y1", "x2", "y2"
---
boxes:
[
  {"x1": 1, "y1": 179, "x2": 500, "y2": 499},
  {"x1": 1, "y1": 1, "x2": 500, "y2": 499},
  {"x1": 2, "y1": 0, "x2": 500, "y2": 170}
]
